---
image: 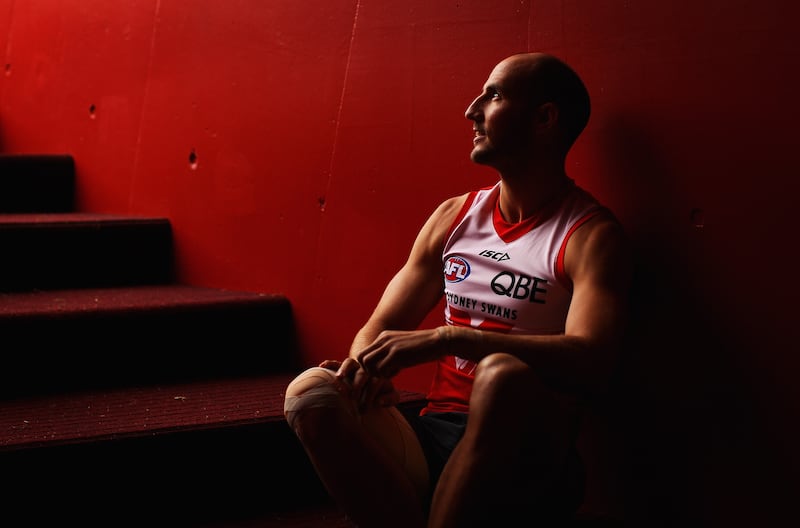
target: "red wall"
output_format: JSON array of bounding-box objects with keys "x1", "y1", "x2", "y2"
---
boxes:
[{"x1": 2, "y1": 0, "x2": 798, "y2": 524}]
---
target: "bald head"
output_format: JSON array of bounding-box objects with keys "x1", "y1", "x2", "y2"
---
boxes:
[{"x1": 497, "y1": 52, "x2": 591, "y2": 151}]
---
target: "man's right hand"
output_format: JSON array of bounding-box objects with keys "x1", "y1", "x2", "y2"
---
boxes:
[{"x1": 318, "y1": 357, "x2": 399, "y2": 412}]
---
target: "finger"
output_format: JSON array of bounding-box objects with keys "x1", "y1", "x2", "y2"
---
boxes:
[
  {"x1": 334, "y1": 357, "x2": 357, "y2": 379},
  {"x1": 373, "y1": 350, "x2": 403, "y2": 379},
  {"x1": 318, "y1": 359, "x2": 341, "y2": 370},
  {"x1": 356, "y1": 332, "x2": 392, "y2": 373},
  {"x1": 351, "y1": 364, "x2": 371, "y2": 394},
  {"x1": 361, "y1": 377, "x2": 386, "y2": 410},
  {"x1": 356, "y1": 346, "x2": 378, "y2": 374}
]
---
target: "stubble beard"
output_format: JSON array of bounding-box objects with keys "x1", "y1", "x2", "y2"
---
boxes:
[{"x1": 470, "y1": 144, "x2": 494, "y2": 166}]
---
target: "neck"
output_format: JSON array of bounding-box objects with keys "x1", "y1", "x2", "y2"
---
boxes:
[{"x1": 496, "y1": 169, "x2": 571, "y2": 223}]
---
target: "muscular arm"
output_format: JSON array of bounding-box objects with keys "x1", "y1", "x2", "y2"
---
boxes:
[
  {"x1": 335, "y1": 194, "x2": 468, "y2": 384},
  {"x1": 352, "y1": 195, "x2": 467, "y2": 348}
]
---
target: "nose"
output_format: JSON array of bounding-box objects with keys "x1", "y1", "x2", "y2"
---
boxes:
[{"x1": 465, "y1": 96, "x2": 481, "y2": 121}]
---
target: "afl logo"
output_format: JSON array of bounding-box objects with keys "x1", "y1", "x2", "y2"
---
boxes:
[{"x1": 444, "y1": 256, "x2": 471, "y2": 283}]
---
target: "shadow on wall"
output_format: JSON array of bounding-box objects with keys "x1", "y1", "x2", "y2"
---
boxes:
[{"x1": 594, "y1": 114, "x2": 771, "y2": 527}]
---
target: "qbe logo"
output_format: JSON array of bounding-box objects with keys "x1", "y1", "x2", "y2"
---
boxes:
[{"x1": 444, "y1": 256, "x2": 471, "y2": 283}]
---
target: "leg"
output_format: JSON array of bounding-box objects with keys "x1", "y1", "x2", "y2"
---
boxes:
[
  {"x1": 428, "y1": 353, "x2": 584, "y2": 528},
  {"x1": 284, "y1": 367, "x2": 429, "y2": 528}
]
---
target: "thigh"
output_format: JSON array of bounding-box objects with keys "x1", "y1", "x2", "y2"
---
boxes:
[
  {"x1": 360, "y1": 405, "x2": 430, "y2": 498},
  {"x1": 285, "y1": 367, "x2": 430, "y2": 498}
]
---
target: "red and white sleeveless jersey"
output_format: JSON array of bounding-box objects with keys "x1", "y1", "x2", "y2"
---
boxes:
[{"x1": 421, "y1": 180, "x2": 605, "y2": 415}]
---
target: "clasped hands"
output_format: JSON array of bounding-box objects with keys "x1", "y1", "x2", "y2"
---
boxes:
[{"x1": 318, "y1": 327, "x2": 446, "y2": 411}]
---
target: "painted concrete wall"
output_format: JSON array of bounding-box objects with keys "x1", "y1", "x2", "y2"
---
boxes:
[{"x1": 2, "y1": 0, "x2": 798, "y2": 524}]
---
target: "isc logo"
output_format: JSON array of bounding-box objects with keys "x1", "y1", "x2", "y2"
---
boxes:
[
  {"x1": 444, "y1": 256, "x2": 471, "y2": 283},
  {"x1": 478, "y1": 249, "x2": 510, "y2": 261}
]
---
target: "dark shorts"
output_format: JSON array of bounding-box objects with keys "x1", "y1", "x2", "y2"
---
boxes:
[{"x1": 400, "y1": 410, "x2": 468, "y2": 491}]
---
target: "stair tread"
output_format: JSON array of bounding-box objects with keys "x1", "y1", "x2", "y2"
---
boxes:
[
  {"x1": 0, "y1": 153, "x2": 73, "y2": 161},
  {"x1": 0, "y1": 372, "x2": 428, "y2": 451},
  {"x1": 0, "y1": 284, "x2": 288, "y2": 317},
  {"x1": 0, "y1": 212, "x2": 168, "y2": 226},
  {"x1": 0, "y1": 374, "x2": 294, "y2": 451}
]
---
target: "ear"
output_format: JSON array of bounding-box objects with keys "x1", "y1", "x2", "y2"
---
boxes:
[{"x1": 534, "y1": 102, "x2": 558, "y2": 130}]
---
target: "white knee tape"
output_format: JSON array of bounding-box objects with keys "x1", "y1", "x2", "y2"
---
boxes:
[{"x1": 284, "y1": 367, "x2": 352, "y2": 429}]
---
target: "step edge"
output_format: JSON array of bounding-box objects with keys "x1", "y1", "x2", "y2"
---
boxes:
[
  {"x1": 0, "y1": 374, "x2": 427, "y2": 453},
  {"x1": 0, "y1": 212, "x2": 172, "y2": 228},
  {"x1": 0, "y1": 285, "x2": 291, "y2": 318}
]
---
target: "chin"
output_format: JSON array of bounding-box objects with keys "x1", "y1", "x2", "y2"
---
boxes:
[{"x1": 470, "y1": 149, "x2": 493, "y2": 166}]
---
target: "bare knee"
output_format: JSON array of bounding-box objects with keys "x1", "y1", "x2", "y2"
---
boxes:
[
  {"x1": 472, "y1": 352, "x2": 538, "y2": 405},
  {"x1": 469, "y1": 353, "x2": 577, "y2": 442}
]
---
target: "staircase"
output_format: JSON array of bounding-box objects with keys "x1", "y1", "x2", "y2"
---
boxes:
[
  {"x1": 0, "y1": 154, "x2": 403, "y2": 527},
  {"x1": 0, "y1": 154, "x2": 621, "y2": 527}
]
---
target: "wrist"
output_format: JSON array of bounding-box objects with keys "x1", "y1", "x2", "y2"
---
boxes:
[
  {"x1": 436, "y1": 325, "x2": 452, "y2": 355},
  {"x1": 437, "y1": 325, "x2": 482, "y2": 355}
]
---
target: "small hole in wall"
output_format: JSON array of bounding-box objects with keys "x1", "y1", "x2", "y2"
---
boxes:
[
  {"x1": 318, "y1": 196, "x2": 326, "y2": 211},
  {"x1": 88, "y1": 104, "x2": 96, "y2": 119},
  {"x1": 690, "y1": 208, "x2": 705, "y2": 228},
  {"x1": 4, "y1": 63, "x2": 10, "y2": 76},
  {"x1": 188, "y1": 149, "x2": 198, "y2": 170}
]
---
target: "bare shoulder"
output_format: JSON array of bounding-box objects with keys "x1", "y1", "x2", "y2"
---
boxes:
[
  {"x1": 579, "y1": 209, "x2": 627, "y2": 242},
  {"x1": 566, "y1": 209, "x2": 631, "y2": 279},
  {"x1": 578, "y1": 209, "x2": 627, "y2": 247},
  {"x1": 413, "y1": 192, "x2": 473, "y2": 258},
  {"x1": 433, "y1": 192, "x2": 472, "y2": 219},
  {"x1": 422, "y1": 192, "x2": 472, "y2": 236}
]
